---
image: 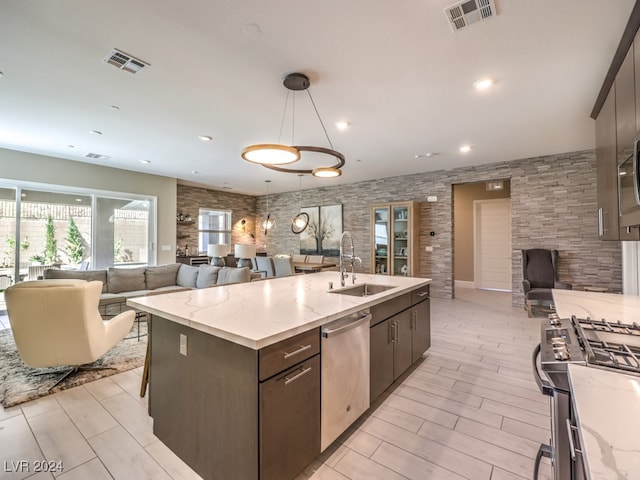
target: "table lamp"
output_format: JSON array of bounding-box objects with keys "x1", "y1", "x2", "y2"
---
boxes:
[
  {"x1": 207, "y1": 244, "x2": 228, "y2": 267},
  {"x1": 234, "y1": 243, "x2": 256, "y2": 269}
]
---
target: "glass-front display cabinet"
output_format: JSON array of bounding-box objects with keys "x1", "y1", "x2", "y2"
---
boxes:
[{"x1": 371, "y1": 201, "x2": 418, "y2": 276}]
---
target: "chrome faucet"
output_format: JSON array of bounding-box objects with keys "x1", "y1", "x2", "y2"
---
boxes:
[{"x1": 339, "y1": 231, "x2": 359, "y2": 287}]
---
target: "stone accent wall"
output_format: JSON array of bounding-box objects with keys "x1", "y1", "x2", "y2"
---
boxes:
[
  {"x1": 178, "y1": 149, "x2": 625, "y2": 308},
  {"x1": 176, "y1": 184, "x2": 256, "y2": 253},
  {"x1": 253, "y1": 149, "x2": 623, "y2": 307}
]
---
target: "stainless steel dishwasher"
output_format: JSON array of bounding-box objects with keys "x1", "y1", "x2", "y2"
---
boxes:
[{"x1": 321, "y1": 309, "x2": 371, "y2": 451}]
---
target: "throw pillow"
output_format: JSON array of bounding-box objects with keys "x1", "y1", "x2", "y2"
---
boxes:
[
  {"x1": 146, "y1": 263, "x2": 181, "y2": 290},
  {"x1": 176, "y1": 264, "x2": 199, "y2": 288},
  {"x1": 216, "y1": 266, "x2": 251, "y2": 285},
  {"x1": 107, "y1": 267, "x2": 146, "y2": 294},
  {"x1": 197, "y1": 265, "x2": 221, "y2": 288}
]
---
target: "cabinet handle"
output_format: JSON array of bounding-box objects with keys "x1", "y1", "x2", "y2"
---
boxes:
[
  {"x1": 388, "y1": 321, "x2": 395, "y2": 344},
  {"x1": 284, "y1": 366, "x2": 312, "y2": 385},
  {"x1": 416, "y1": 291, "x2": 429, "y2": 297},
  {"x1": 411, "y1": 310, "x2": 417, "y2": 330},
  {"x1": 598, "y1": 207, "x2": 604, "y2": 237},
  {"x1": 283, "y1": 344, "x2": 312, "y2": 359},
  {"x1": 566, "y1": 419, "x2": 582, "y2": 461},
  {"x1": 394, "y1": 321, "x2": 399, "y2": 345}
]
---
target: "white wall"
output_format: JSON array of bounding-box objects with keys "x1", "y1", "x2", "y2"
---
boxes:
[{"x1": 0, "y1": 148, "x2": 177, "y2": 265}]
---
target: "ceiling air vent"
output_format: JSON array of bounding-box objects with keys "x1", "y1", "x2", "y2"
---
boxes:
[
  {"x1": 444, "y1": 0, "x2": 496, "y2": 31},
  {"x1": 84, "y1": 153, "x2": 111, "y2": 160},
  {"x1": 103, "y1": 48, "x2": 150, "y2": 74}
]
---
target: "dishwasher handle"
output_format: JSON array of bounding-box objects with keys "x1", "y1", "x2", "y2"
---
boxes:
[{"x1": 322, "y1": 312, "x2": 372, "y2": 338}]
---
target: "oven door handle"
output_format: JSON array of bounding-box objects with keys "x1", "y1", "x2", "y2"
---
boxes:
[
  {"x1": 533, "y1": 443, "x2": 553, "y2": 480},
  {"x1": 532, "y1": 344, "x2": 554, "y2": 396}
]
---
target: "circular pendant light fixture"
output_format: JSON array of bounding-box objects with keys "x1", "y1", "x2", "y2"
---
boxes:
[
  {"x1": 291, "y1": 174, "x2": 310, "y2": 234},
  {"x1": 241, "y1": 72, "x2": 346, "y2": 177}
]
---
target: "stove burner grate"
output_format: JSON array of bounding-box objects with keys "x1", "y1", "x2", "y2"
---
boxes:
[
  {"x1": 577, "y1": 317, "x2": 640, "y2": 336},
  {"x1": 585, "y1": 339, "x2": 640, "y2": 373}
]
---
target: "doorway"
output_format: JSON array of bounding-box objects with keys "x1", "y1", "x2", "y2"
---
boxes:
[
  {"x1": 452, "y1": 180, "x2": 512, "y2": 296},
  {"x1": 474, "y1": 198, "x2": 512, "y2": 291}
]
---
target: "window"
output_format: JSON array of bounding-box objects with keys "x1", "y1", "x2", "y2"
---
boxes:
[
  {"x1": 0, "y1": 181, "x2": 155, "y2": 273},
  {"x1": 198, "y1": 209, "x2": 231, "y2": 252}
]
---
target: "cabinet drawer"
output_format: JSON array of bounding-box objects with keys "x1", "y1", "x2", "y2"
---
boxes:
[
  {"x1": 260, "y1": 354, "x2": 320, "y2": 480},
  {"x1": 411, "y1": 285, "x2": 430, "y2": 305},
  {"x1": 370, "y1": 292, "x2": 411, "y2": 327},
  {"x1": 259, "y1": 328, "x2": 320, "y2": 381}
]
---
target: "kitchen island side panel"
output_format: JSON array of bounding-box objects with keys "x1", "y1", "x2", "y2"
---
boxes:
[{"x1": 150, "y1": 316, "x2": 259, "y2": 480}]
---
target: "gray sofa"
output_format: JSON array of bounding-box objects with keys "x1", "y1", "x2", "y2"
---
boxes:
[{"x1": 43, "y1": 264, "x2": 256, "y2": 314}]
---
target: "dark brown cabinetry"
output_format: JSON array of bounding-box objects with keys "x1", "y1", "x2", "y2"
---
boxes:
[
  {"x1": 150, "y1": 318, "x2": 320, "y2": 480},
  {"x1": 411, "y1": 285, "x2": 431, "y2": 363},
  {"x1": 596, "y1": 88, "x2": 620, "y2": 240},
  {"x1": 369, "y1": 286, "x2": 431, "y2": 401},
  {"x1": 370, "y1": 318, "x2": 395, "y2": 402},
  {"x1": 369, "y1": 308, "x2": 412, "y2": 400},
  {"x1": 595, "y1": 24, "x2": 640, "y2": 239},
  {"x1": 260, "y1": 355, "x2": 320, "y2": 480}
]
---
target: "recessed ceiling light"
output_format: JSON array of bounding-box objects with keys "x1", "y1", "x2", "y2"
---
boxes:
[
  {"x1": 89, "y1": 130, "x2": 102, "y2": 135},
  {"x1": 459, "y1": 145, "x2": 472, "y2": 153},
  {"x1": 75, "y1": 198, "x2": 83, "y2": 202},
  {"x1": 140, "y1": 160, "x2": 151, "y2": 164},
  {"x1": 414, "y1": 153, "x2": 436, "y2": 159},
  {"x1": 0, "y1": 71, "x2": 4, "y2": 77},
  {"x1": 473, "y1": 78, "x2": 493, "y2": 90},
  {"x1": 67, "y1": 145, "x2": 75, "y2": 148},
  {"x1": 198, "y1": 135, "x2": 212, "y2": 142},
  {"x1": 335, "y1": 121, "x2": 350, "y2": 130},
  {"x1": 109, "y1": 105, "x2": 120, "y2": 110},
  {"x1": 192, "y1": 170, "x2": 199, "y2": 174}
]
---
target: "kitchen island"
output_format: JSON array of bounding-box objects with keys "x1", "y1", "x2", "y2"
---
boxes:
[{"x1": 128, "y1": 272, "x2": 431, "y2": 480}]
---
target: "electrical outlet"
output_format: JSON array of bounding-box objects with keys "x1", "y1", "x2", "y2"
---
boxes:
[
  {"x1": 161, "y1": 245, "x2": 172, "y2": 251},
  {"x1": 425, "y1": 246, "x2": 434, "y2": 252},
  {"x1": 179, "y1": 334, "x2": 187, "y2": 356}
]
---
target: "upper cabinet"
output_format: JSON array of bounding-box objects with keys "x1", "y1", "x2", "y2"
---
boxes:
[
  {"x1": 371, "y1": 202, "x2": 419, "y2": 276},
  {"x1": 596, "y1": 87, "x2": 619, "y2": 240},
  {"x1": 620, "y1": 39, "x2": 640, "y2": 239},
  {"x1": 595, "y1": 22, "x2": 640, "y2": 240}
]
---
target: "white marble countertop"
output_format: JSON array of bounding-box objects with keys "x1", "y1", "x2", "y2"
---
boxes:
[
  {"x1": 553, "y1": 289, "x2": 640, "y2": 323},
  {"x1": 128, "y1": 272, "x2": 430, "y2": 349},
  {"x1": 568, "y1": 364, "x2": 640, "y2": 480}
]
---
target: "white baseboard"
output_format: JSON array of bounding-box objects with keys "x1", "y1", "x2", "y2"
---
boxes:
[{"x1": 455, "y1": 280, "x2": 475, "y2": 289}]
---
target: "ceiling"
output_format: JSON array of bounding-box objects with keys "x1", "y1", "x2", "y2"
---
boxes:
[{"x1": 0, "y1": 0, "x2": 635, "y2": 195}]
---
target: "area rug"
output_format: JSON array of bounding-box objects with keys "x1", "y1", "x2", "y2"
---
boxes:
[{"x1": 0, "y1": 323, "x2": 147, "y2": 408}]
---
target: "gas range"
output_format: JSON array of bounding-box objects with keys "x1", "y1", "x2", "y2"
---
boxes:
[
  {"x1": 540, "y1": 313, "x2": 640, "y2": 379},
  {"x1": 534, "y1": 313, "x2": 640, "y2": 480}
]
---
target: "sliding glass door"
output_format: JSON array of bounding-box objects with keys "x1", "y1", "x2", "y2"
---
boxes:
[
  {"x1": 95, "y1": 197, "x2": 151, "y2": 269},
  {"x1": 0, "y1": 181, "x2": 155, "y2": 275}
]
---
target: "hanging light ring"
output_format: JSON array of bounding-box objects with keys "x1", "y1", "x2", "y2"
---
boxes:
[
  {"x1": 291, "y1": 212, "x2": 310, "y2": 234},
  {"x1": 261, "y1": 146, "x2": 345, "y2": 174}
]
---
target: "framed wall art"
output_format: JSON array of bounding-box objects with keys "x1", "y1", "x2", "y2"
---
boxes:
[{"x1": 299, "y1": 204, "x2": 343, "y2": 256}]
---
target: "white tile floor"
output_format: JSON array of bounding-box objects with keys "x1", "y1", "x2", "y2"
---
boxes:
[{"x1": 0, "y1": 289, "x2": 552, "y2": 480}]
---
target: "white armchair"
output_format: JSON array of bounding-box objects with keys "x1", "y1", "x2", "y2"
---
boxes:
[{"x1": 4, "y1": 279, "x2": 135, "y2": 389}]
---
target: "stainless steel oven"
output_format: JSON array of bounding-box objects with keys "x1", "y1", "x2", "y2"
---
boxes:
[
  {"x1": 532, "y1": 314, "x2": 585, "y2": 480},
  {"x1": 532, "y1": 313, "x2": 640, "y2": 479}
]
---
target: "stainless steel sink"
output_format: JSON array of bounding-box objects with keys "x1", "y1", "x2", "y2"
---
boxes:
[{"x1": 329, "y1": 283, "x2": 396, "y2": 297}]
